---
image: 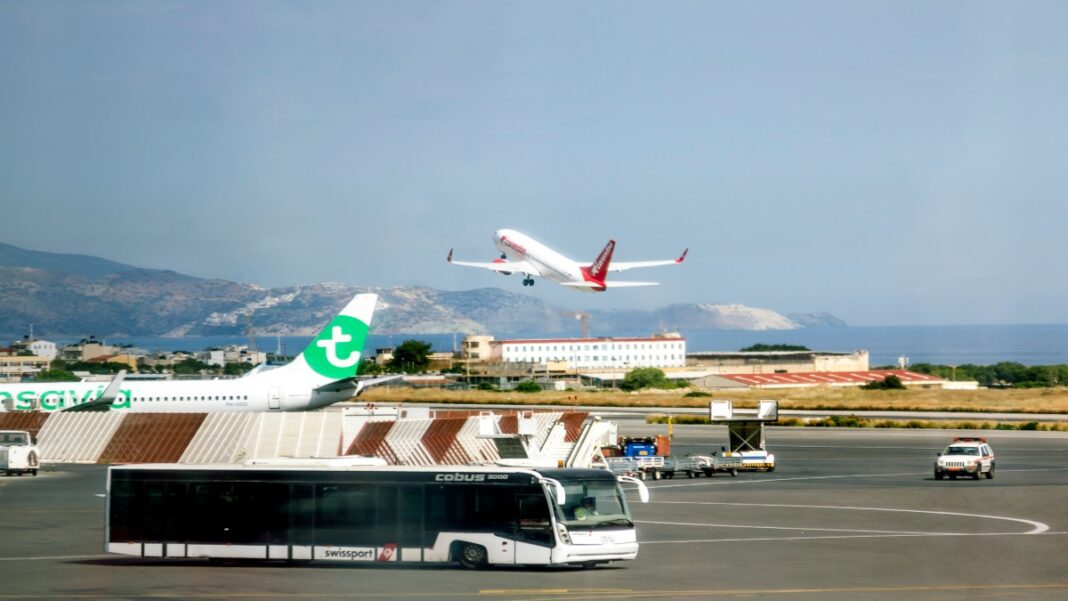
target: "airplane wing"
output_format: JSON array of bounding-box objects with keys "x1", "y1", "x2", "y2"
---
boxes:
[
  {"x1": 609, "y1": 249, "x2": 688, "y2": 273},
  {"x1": 561, "y1": 281, "x2": 660, "y2": 288},
  {"x1": 447, "y1": 249, "x2": 542, "y2": 277},
  {"x1": 62, "y1": 370, "x2": 127, "y2": 412}
]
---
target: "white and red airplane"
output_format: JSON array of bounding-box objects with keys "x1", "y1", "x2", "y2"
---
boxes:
[{"x1": 448, "y1": 229, "x2": 687, "y2": 292}]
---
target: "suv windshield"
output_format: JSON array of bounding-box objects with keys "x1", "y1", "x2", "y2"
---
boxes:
[
  {"x1": 0, "y1": 432, "x2": 29, "y2": 445},
  {"x1": 944, "y1": 446, "x2": 979, "y2": 456},
  {"x1": 553, "y1": 479, "x2": 632, "y2": 529}
]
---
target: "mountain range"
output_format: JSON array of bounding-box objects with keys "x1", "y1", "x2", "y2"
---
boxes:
[{"x1": 0, "y1": 241, "x2": 845, "y2": 338}]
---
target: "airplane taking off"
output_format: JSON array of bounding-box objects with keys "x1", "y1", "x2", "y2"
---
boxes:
[
  {"x1": 0, "y1": 294, "x2": 396, "y2": 413},
  {"x1": 448, "y1": 229, "x2": 687, "y2": 292}
]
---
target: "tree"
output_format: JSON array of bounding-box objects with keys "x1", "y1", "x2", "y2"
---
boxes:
[
  {"x1": 358, "y1": 358, "x2": 385, "y2": 376},
  {"x1": 740, "y1": 344, "x2": 811, "y2": 352},
  {"x1": 31, "y1": 369, "x2": 80, "y2": 382},
  {"x1": 223, "y1": 362, "x2": 255, "y2": 376},
  {"x1": 388, "y1": 340, "x2": 433, "y2": 374}
]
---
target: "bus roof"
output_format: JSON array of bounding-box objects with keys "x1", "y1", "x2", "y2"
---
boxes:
[{"x1": 108, "y1": 463, "x2": 615, "y2": 481}]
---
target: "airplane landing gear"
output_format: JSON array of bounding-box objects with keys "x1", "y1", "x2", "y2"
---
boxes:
[{"x1": 522, "y1": 277, "x2": 535, "y2": 287}]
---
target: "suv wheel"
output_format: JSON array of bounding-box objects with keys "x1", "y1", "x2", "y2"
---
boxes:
[{"x1": 985, "y1": 463, "x2": 995, "y2": 480}]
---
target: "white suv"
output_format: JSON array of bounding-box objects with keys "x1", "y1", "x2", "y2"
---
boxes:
[{"x1": 934, "y1": 437, "x2": 994, "y2": 480}]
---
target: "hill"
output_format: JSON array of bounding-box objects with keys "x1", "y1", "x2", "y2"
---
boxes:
[{"x1": 0, "y1": 242, "x2": 843, "y2": 337}]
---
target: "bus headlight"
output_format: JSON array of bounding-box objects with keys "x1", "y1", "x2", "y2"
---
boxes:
[{"x1": 556, "y1": 523, "x2": 572, "y2": 544}]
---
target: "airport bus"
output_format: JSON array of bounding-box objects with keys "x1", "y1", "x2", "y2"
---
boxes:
[{"x1": 106, "y1": 461, "x2": 649, "y2": 568}]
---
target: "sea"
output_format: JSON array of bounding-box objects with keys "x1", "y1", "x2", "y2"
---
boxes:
[{"x1": 59, "y1": 324, "x2": 1068, "y2": 367}]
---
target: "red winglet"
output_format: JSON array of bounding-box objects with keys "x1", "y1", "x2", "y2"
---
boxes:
[{"x1": 676, "y1": 248, "x2": 689, "y2": 263}]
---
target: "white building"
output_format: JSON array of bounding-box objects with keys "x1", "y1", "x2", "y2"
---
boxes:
[
  {"x1": 498, "y1": 336, "x2": 686, "y2": 371},
  {"x1": 11, "y1": 338, "x2": 58, "y2": 361}
]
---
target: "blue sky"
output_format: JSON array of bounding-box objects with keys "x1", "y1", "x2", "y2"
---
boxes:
[{"x1": 1, "y1": 1, "x2": 1066, "y2": 325}]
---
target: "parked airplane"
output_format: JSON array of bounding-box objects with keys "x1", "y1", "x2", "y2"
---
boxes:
[
  {"x1": 0, "y1": 294, "x2": 394, "y2": 413},
  {"x1": 448, "y1": 229, "x2": 687, "y2": 292}
]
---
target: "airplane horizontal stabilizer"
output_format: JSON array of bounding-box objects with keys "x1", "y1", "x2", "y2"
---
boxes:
[
  {"x1": 602, "y1": 281, "x2": 660, "y2": 288},
  {"x1": 314, "y1": 375, "x2": 403, "y2": 396}
]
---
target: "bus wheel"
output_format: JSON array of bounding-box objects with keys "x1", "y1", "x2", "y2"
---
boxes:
[{"x1": 457, "y1": 543, "x2": 488, "y2": 569}]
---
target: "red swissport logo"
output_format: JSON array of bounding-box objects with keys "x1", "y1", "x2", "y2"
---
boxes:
[{"x1": 378, "y1": 543, "x2": 397, "y2": 561}]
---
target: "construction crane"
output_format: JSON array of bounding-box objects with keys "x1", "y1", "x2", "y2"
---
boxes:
[
  {"x1": 244, "y1": 313, "x2": 257, "y2": 356},
  {"x1": 559, "y1": 310, "x2": 590, "y2": 338}
]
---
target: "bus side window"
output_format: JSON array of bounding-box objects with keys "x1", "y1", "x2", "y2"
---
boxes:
[
  {"x1": 109, "y1": 479, "x2": 141, "y2": 542},
  {"x1": 316, "y1": 484, "x2": 377, "y2": 546},
  {"x1": 291, "y1": 484, "x2": 314, "y2": 546}
]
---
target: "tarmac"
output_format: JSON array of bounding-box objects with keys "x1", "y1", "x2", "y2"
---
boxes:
[{"x1": 1, "y1": 425, "x2": 1067, "y2": 600}]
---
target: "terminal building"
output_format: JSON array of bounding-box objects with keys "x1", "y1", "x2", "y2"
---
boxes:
[{"x1": 687, "y1": 350, "x2": 869, "y2": 374}]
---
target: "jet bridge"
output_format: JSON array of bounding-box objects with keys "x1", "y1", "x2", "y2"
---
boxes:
[{"x1": 708, "y1": 400, "x2": 778, "y2": 471}]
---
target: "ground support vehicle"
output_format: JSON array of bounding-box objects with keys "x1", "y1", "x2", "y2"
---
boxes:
[
  {"x1": 658, "y1": 455, "x2": 707, "y2": 479},
  {"x1": 106, "y1": 461, "x2": 649, "y2": 568},
  {"x1": 0, "y1": 430, "x2": 39, "y2": 477},
  {"x1": 707, "y1": 400, "x2": 779, "y2": 472},
  {"x1": 605, "y1": 456, "x2": 665, "y2": 480},
  {"x1": 934, "y1": 437, "x2": 995, "y2": 481},
  {"x1": 702, "y1": 454, "x2": 742, "y2": 477}
]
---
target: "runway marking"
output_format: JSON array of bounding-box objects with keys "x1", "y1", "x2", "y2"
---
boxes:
[
  {"x1": 647, "y1": 466, "x2": 1068, "y2": 490},
  {"x1": 640, "y1": 531, "x2": 1068, "y2": 545},
  {"x1": 644, "y1": 501, "x2": 1050, "y2": 534},
  {"x1": 508, "y1": 582, "x2": 1068, "y2": 600},
  {"x1": 2, "y1": 583, "x2": 1068, "y2": 599},
  {"x1": 649, "y1": 471, "x2": 924, "y2": 488},
  {"x1": 479, "y1": 590, "x2": 631, "y2": 595},
  {"x1": 637, "y1": 520, "x2": 932, "y2": 535}
]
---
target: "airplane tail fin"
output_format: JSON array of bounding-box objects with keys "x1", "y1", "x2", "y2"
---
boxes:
[
  {"x1": 271, "y1": 294, "x2": 378, "y2": 385},
  {"x1": 588, "y1": 240, "x2": 616, "y2": 282}
]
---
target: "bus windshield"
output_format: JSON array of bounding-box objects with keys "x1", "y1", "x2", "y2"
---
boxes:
[{"x1": 554, "y1": 479, "x2": 632, "y2": 529}]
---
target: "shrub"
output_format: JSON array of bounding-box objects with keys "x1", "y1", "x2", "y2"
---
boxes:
[
  {"x1": 514, "y1": 380, "x2": 541, "y2": 393},
  {"x1": 862, "y1": 374, "x2": 907, "y2": 390},
  {"x1": 683, "y1": 390, "x2": 712, "y2": 398},
  {"x1": 620, "y1": 368, "x2": 676, "y2": 391}
]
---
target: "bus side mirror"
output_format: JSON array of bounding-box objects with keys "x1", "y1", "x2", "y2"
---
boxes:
[
  {"x1": 617, "y1": 475, "x2": 650, "y2": 503},
  {"x1": 541, "y1": 477, "x2": 566, "y2": 505}
]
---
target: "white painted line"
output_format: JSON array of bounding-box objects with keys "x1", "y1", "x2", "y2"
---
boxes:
[
  {"x1": 641, "y1": 532, "x2": 1068, "y2": 545},
  {"x1": 637, "y1": 520, "x2": 930, "y2": 535},
  {"x1": 648, "y1": 467, "x2": 1068, "y2": 490},
  {"x1": 649, "y1": 501, "x2": 1051, "y2": 534},
  {"x1": 0, "y1": 554, "x2": 111, "y2": 562}
]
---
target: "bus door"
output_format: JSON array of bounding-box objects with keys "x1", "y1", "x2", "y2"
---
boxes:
[
  {"x1": 515, "y1": 492, "x2": 553, "y2": 564},
  {"x1": 141, "y1": 481, "x2": 186, "y2": 558},
  {"x1": 396, "y1": 486, "x2": 423, "y2": 563},
  {"x1": 289, "y1": 484, "x2": 314, "y2": 560},
  {"x1": 268, "y1": 387, "x2": 281, "y2": 410}
]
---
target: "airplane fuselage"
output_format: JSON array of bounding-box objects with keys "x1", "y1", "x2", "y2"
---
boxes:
[
  {"x1": 493, "y1": 229, "x2": 600, "y2": 291},
  {"x1": 0, "y1": 371, "x2": 349, "y2": 413}
]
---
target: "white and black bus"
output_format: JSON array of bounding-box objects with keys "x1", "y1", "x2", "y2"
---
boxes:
[{"x1": 106, "y1": 461, "x2": 649, "y2": 568}]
